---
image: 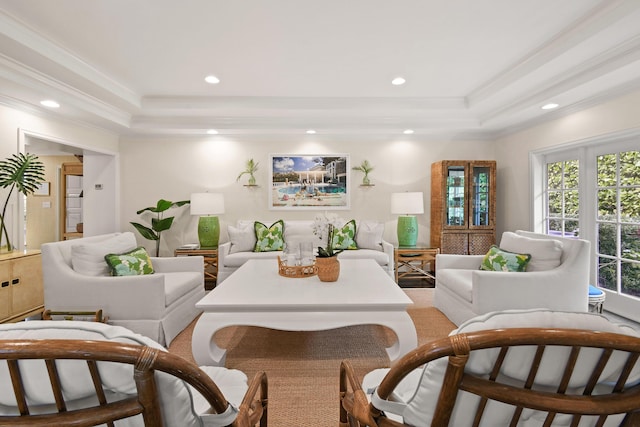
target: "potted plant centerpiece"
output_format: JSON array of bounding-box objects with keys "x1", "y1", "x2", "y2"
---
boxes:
[{"x1": 312, "y1": 212, "x2": 344, "y2": 282}]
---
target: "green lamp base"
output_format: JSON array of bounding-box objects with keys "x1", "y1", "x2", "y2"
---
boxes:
[
  {"x1": 397, "y1": 215, "x2": 418, "y2": 247},
  {"x1": 198, "y1": 216, "x2": 220, "y2": 248}
]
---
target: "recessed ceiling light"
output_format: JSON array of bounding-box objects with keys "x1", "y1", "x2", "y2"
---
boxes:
[
  {"x1": 206, "y1": 129, "x2": 218, "y2": 135},
  {"x1": 403, "y1": 129, "x2": 414, "y2": 134},
  {"x1": 392, "y1": 77, "x2": 406, "y2": 86},
  {"x1": 40, "y1": 100, "x2": 60, "y2": 108},
  {"x1": 204, "y1": 75, "x2": 220, "y2": 84},
  {"x1": 306, "y1": 130, "x2": 316, "y2": 134},
  {"x1": 541, "y1": 103, "x2": 559, "y2": 110}
]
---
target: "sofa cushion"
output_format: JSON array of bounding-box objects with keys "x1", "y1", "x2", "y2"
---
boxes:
[
  {"x1": 356, "y1": 220, "x2": 384, "y2": 251},
  {"x1": 332, "y1": 219, "x2": 357, "y2": 250},
  {"x1": 480, "y1": 245, "x2": 531, "y2": 272},
  {"x1": 500, "y1": 231, "x2": 563, "y2": 271},
  {"x1": 228, "y1": 223, "x2": 257, "y2": 254},
  {"x1": 105, "y1": 246, "x2": 154, "y2": 276},
  {"x1": 283, "y1": 220, "x2": 323, "y2": 247},
  {"x1": 436, "y1": 269, "x2": 473, "y2": 302},
  {"x1": 254, "y1": 220, "x2": 284, "y2": 252},
  {"x1": 164, "y1": 271, "x2": 202, "y2": 306},
  {"x1": 224, "y1": 250, "x2": 283, "y2": 267},
  {"x1": 71, "y1": 233, "x2": 137, "y2": 276},
  {"x1": 338, "y1": 248, "x2": 388, "y2": 266}
]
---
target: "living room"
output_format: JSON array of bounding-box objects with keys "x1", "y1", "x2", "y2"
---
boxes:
[{"x1": 2, "y1": 1, "x2": 640, "y2": 424}]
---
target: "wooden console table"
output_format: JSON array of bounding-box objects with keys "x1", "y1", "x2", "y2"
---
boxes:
[
  {"x1": 174, "y1": 247, "x2": 218, "y2": 290},
  {"x1": 394, "y1": 246, "x2": 440, "y2": 283}
]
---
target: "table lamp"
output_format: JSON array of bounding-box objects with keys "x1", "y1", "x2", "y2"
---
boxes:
[
  {"x1": 391, "y1": 192, "x2": 424, "y2": 247},
  {"x1": 190, "y1": 193, "x2": 225, "y2": 248}
]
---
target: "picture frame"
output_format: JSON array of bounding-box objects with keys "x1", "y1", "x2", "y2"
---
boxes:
[
  {"x1": 269, "y1": 154, "x2": 350, "y2": 210},
  {"x1": 33, "y1": 181, "x2": 50, "y2": 196}
]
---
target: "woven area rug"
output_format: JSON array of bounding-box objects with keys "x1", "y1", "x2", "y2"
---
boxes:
[{"x1": 168, "y1": 288, "x2": 455, "y2": 426}]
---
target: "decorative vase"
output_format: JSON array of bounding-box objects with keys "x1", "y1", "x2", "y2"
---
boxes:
[
  {"x1": 316, "y1": 256, "x2": 340, "y2": 282},
  {"x1": 362, "y1": 175, "x2": 370, "y2": 185},
  {"x1": 248, "y1": 175, "x2": 256, "y2": 186}
]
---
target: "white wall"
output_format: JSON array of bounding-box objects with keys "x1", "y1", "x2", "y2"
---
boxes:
[
  {"x1": 119, "y1": 136, "x2": 495, "y2": 255},
  {"x1": 0, "y1": 104, "x2": 120, "y2": 248},
  {"x1": 494, "y1": 88, "x2": 640, "y2": 237}
]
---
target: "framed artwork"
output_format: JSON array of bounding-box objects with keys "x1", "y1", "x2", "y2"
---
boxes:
[
  {"x1": 269, "y1": 154, "x2": 350, "y2": 210},
  {"x1": 33, "y1": 182, "x2": 50, "y2": 196}
]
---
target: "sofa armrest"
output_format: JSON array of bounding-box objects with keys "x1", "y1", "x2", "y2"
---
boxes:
[
  {"x1": 381, "y1": 239, "x2": 394, "y2": 268},
  {"x1": 218, "y1": 241, "x2": 232, "y2": 267},
  {"x1": 152, "y1": 256, "x2": 204, "y2": 274},
  {"x1": 436, "y1": 254, "x2": 484, "y2": 271},
  {"x1": 472, "y1": 269, "x2": 589, "y2": 314}
]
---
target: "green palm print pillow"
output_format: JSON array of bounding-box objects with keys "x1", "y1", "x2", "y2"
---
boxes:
[
  {"x1": 480, "y1": 245, "x2": 531, "y2": 272},
  {"x1": 331, "y1": 219, "x2": 358, "y2": 250},
  {"x1": 104, "y1": 247, "x2": 155, "y2": 276},
  {"x1": 254, "y1": 220, "x2": 285, "y2": 252}
]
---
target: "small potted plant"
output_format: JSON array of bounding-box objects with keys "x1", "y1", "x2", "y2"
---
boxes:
[
  {"x1": 237, "y1": 158, "x2": 259, "y2": 186},
  {"x1": 352, "y1": 159, "x2": 374, "y2": 186},
  {"x1": 312, "y1": 212, "x2": 344, "y2": 281}
]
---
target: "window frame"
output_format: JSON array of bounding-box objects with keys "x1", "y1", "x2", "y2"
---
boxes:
[{"x1": 530, "y1": 129, "x2": 640, "y2": 322}]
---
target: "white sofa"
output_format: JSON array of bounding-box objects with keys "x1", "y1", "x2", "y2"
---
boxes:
[
  {"x1": 217, "y1": 219, "x2": 394, "y2": 284},
  {"x1": 41, "y1": 232, "x2": 205, "y2": 346},
  {"x1": 434, "y1": 230, "x2": 591, "y2": 325}
]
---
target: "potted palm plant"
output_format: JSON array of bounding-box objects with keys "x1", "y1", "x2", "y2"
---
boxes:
[
  {"x1": 0, "y1": 153, "x2": 45, "y2": 252},
  {"x1": 130, "y1": 199, "x2": 190, "y2": 256},
  {"x1": 352, "y1": 159, "x2": 374, "y2": 185},
  {"x1": 237, "y1": 158, "x2": 259, "y2": 186}
]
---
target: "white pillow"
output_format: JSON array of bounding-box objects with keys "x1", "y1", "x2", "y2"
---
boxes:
[
  {"x1": 356, "y1": 220, "x2": 384, "y2": 251},
  {"x1": 71, "y1": 233, "x2": 137, "y2": 276},
  {"x1": 228, "y1": 224, "x2": 256, "y2": 254},
  {"x1": 499, "y1": 231, "x2": 563, "y2": 271}
]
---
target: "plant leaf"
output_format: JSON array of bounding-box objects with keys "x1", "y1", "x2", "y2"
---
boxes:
[
  {"x1": 130, "y1": 222, "x2": 158, "y2": 240},
  {"x1": 152, "y1": 216, "x2": 174, "y2": 232}
]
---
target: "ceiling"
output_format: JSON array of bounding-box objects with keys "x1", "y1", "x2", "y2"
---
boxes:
[{"x1": 1, "y1": 0, "x2": 640, "y2": 141}]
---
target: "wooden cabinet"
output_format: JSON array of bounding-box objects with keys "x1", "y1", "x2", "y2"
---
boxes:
[
  {"x1": 431, "y1": 160, "x2": 496, "y2": 255},
  {"x1": 0, "y1": 251, "x2": 44, "y2": 323}
]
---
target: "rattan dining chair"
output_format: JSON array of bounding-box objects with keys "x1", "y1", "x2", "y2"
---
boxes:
[
  {"x1": 0, "y1": 321, "x2": 268, "y2": 427},
  {"x1": 340, "y1": 309, "x2": 640, "y2": 427}
]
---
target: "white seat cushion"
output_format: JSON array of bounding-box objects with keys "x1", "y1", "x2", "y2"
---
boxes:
[
  {"x1": 337, "y1": 248, "x2": 388, "y2": 266},
  {"x1": 164, "y1": 271, "x2": 202, "y2": 306}
]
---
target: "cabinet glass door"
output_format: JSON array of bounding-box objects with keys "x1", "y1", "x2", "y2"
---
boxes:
[
  {"x1": 471, "y1": 165, "x2": 491, "y2": 227},
  {"x1": 445, "y1": 165, "x2": 465, "y2": 226}
]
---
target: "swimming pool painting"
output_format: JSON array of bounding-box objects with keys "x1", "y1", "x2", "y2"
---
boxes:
[{"x1": 269, "y1": 154, "x2": 350, "y2": 210}]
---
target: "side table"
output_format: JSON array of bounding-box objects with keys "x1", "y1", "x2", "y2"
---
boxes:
[
  {"x1": 395, "y1": 246, "x2": 440, "y2": 284},
  {"x1": 174, "y1": 247, "x2": 218, "y2": 290}
]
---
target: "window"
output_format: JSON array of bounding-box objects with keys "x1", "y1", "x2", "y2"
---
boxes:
[
  {"x1": 545, "y1": 160, "x2": 579, "y2": 237},
  {"x1": 596, "y1": 150, "x2": 640, "y2": 298},
  {"x1": 532, "y1": 132, "x2": 640, "y2": 321}
]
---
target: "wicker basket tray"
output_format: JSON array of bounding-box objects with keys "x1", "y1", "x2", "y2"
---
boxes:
[{"x1": 277, "y1": 256, "x2": 318, "y2": 278}]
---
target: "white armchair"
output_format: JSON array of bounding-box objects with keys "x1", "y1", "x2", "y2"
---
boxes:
[
  {"x1": 41, "y1": 232, "x2": 205, "y2": 346},
  {"x1": 434, "y1": 230, "x2": 591, "y2": 325}
]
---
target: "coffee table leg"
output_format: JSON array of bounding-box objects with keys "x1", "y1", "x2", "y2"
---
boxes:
[
  {"x1": 192, "y1": 313, "x2": 228, "y2": 366},
  {"x1": 377, "y1": 312, "x2": 418, "y2": 361}
]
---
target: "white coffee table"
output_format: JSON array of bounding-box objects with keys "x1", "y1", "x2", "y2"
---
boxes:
[{"x1": 192, "y1": 258, "x2": 417, "y2": 366}]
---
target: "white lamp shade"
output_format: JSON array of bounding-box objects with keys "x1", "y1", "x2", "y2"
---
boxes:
[
  {"x1": 190, "y1": 193, "x2": 225, "y2": 215},
  {"x1": 391, "y1": 192, "x2": 424, "y2": 215}
]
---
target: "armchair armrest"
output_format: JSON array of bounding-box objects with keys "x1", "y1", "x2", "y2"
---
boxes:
[
  {"x1": 381, "y1": 239, "x2": 394, "y2": 268},
  {"x1": 436, "y1": 254, "x2": 484, "y2": 271},
  {"x1": 472, "y1": 268, "x2": 589, "y2": 314}
]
